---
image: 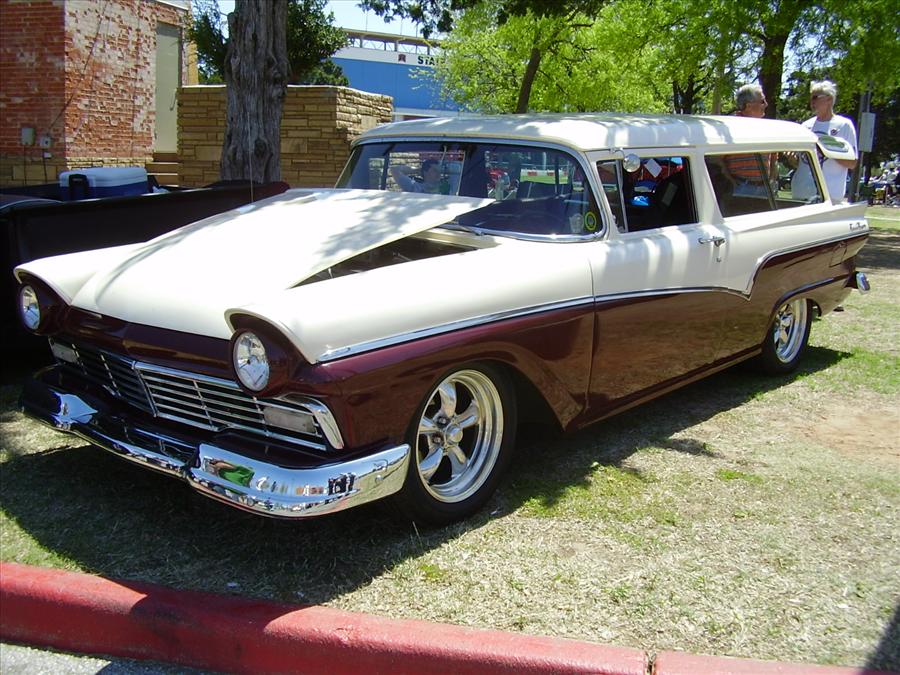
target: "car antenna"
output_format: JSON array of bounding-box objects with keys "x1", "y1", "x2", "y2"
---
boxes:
[{"x1": 248, "y1": 128, "x2": 254, "y2": 203}]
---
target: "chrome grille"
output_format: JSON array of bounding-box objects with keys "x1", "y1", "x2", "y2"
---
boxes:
[
  {"x1": 66, "y1": 343, "x2": 154, "y2": 413},
  {"x1": 51, "y1": 340, "x2": 327, "y2": 451}
]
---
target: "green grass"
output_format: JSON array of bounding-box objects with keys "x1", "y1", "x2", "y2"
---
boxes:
[
  {"x1": 866, "y1": 205, "x2": 900, "y2": 231},
  {"x1": 715, "y1": 468, "x2": 764, "y2": 483},
  {"x1": 797, "y1": 347, "x2": 900, "y2": 394}
]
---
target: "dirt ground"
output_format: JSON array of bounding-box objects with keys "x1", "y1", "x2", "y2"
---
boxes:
[{"x1": 805, "y1": 403, "x2": 900, "y2": 467}]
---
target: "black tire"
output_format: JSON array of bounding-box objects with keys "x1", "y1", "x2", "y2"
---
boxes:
[
  {"x1": 393, "y1": 362, "x2": 516, "y2": 526},
  {"x1": 755, "y1": 297, "x2": 812, "y2": 374}
]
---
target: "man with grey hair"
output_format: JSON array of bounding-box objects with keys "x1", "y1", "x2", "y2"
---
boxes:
[
  {"x1": 794, "y1": 80, "x2": 858, "y2": 201},
  {"x1": 735, "y1": 84, "x2": 767, "y2": 118}
]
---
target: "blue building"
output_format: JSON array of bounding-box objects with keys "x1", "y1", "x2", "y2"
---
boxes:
[{"x1": 332, "y1": 30, "x2": 460, "y2": 120}]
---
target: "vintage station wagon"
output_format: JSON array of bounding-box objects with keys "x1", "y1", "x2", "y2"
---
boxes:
[{"x1": 16, "y1": 114, "x2": 870, "y2": 524}]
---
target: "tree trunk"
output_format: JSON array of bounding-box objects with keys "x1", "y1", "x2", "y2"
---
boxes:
[
  {"x1": 758, "y1": 0, "x2": 809, "y2": 119},
  {"x1": 515, "y1": 47, "x2": 542, "y2": 113},
  {"x1": 673, "y1": 75, "x2": 699, "y2": 114},
  {"x1": 221, "y1": 0, "x2": 289, "y2": 182},
  {"x1": 759, "y1": 33, "x2": 789, "y2": 120}
]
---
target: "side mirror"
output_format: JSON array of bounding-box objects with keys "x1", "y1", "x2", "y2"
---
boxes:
[{"x1": 622, "y1": 154, "x2": 641, "y2": 173}]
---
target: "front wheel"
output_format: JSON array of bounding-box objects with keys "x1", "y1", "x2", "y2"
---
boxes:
[
  {"x1": 755, "y1": 297, "x2": 812, "y2": 374},
  {"x1": 394, "y1": 364, "x2": 516, "y2": 526}
]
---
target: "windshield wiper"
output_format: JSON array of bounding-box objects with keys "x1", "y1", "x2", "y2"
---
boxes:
[{"x1": 440, "y1": 221, "x2": 484, "y2": 236}]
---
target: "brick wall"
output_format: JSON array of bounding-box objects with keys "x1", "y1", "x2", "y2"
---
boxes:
[
  {"x1": 0, "y1": 0, "x2": 66, "y2": 184},
  {"x1": 178, "y1": 85, "x2": 393, "y2": 188},
  {"x1": 0, "y1": 0, "x2": 193, "y2": 187}
]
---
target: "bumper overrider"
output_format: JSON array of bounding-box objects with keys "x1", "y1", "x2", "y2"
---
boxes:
[{"x1": 20, "y1": 366, "x2": 410, "y2": 518}]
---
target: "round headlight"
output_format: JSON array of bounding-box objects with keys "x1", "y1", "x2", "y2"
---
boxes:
[
  {"x1": 233, "y1": 331, "x2": 270, "y2": 392},
  {"x1": 19, "y1": 285, "x2": 41, "y2": 331}
]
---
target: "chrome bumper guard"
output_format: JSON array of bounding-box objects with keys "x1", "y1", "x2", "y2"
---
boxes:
[{"x1": 21, "y1": 367, "x2": 410, "y2": 518}]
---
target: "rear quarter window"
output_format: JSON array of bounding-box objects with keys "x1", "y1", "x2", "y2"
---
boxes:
[{"x1": 705, "y1": 151, "x2": 824, "y2": 218}]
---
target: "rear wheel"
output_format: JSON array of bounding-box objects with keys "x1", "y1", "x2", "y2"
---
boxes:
[
  {"x1": 756, "y1": 298, "x2": 812, "y2": 374},
  {"x1": 395, "y1": 364, "x2": 516, "y2": 526}
]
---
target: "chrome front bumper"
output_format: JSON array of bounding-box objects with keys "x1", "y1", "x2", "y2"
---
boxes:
[{"x1": 20, "y1": 367, "x2": 410, "y2": 518}]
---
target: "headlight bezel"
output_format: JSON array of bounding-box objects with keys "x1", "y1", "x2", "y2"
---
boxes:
[
  {"x1": 16, "y1": 275, "x2": 65, "y2": 335},
  {"x1": 228, "y1": 317, "x2": 299, "y2": 397},
  {"x1": 19, "y1": 285, "x2": 41, "y2": 330}
]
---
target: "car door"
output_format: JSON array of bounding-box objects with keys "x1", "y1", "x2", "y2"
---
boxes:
[{"x1": 583, "y1": 151, "x2": 732, "y2": 412}]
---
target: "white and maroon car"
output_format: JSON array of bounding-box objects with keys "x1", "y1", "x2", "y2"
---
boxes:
[{"x1": 15, "y1": 114, "x2": 870, "y2": 524}]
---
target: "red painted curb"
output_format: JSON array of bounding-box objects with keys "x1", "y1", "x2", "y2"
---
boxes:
[
  {"x1": 653, "y1": 650, "x2": 895, "y2": 675},
  {"x1": 0, "y1": 562, "x2": 646, "y2": 674}
]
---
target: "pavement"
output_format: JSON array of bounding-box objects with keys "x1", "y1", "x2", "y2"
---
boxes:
[
  {"x1": 0, "y1": 561, "x2": 893, "y2": 675},
  {"x1": 0, "y1": 642, "x2": 215, "y2": 674}
]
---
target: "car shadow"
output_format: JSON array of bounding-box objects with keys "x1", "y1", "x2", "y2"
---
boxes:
[
  {"x1": 866, "y1": 600, "x2": 900, "y2": 671},
  {"x1": 0, "y1": 345, "x2": 850, "y2": 609},
  {"x1": 492, "y1": 344, "x2": 849, "y2": 515}
]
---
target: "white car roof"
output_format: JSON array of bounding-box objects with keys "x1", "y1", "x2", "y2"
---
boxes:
[{"x1": 357, "y1": 113, "x2": 817, "y2": 152}]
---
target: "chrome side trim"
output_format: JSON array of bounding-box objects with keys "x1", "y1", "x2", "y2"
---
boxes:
[
  {"x1": 442, "y1": 227, "x2": 604, "y2": 244},
  {"x1": 318, "y1": 296, "x2": 596, "y2": 362},
  {"x1": 318, "y1": 287, "x2": 758, "y2": 362},
  {"x1": 20, "y1": 370, "x2": 408, "y2": 519},
  {"x1": 594, "y1": 286, "x2": 747, "y2": 302}
]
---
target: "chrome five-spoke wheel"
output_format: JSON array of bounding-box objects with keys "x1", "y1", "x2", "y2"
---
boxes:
[
  {"x1": 772, "y1": 298, "x2": 808, "y2": 364},
  {"x1": 397, "y1": 364, "x2": 516, "y2": 525},
  {"x1": 757, "y1": 297, "x2": 812, "y2": 374}
]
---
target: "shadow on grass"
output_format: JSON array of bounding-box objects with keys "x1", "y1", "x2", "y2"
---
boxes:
[
  {"x1": 496, "y1": 344, "x2": 850, "y2": 515},
  {"x1": 867, "y1": 600, "x2": 900, "y2": 671},
  {"x1": 0, "y1": 345, "x2": 850, "y2": 608},
  {"x1": 857, "y1": 229, "x2": 900, "y2": 272}
]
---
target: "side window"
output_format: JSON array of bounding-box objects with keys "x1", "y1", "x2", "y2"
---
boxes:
[
  {"x1": 706, "y1": 151, "x2": 824, "y2": 217},
  {"x1": 597, "y1": 160, "x2": 626, "y2": 232},
  {"x1": 596, "y1": 156, "x2": 696, "y2": 232},
  {"x1": 777, "y1": 151, "x2": 825, "y2": 206},
  {"x1": 705, "y1": 153, "x2": 776, "y2": 217}
]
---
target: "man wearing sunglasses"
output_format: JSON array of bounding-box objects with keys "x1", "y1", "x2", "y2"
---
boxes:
[
  {"x1": 800, "y1": 80, "x2": 858, "y2": 201},
  {"x1": 734, "y1": 84, "x2": 768, "y2": 118}
]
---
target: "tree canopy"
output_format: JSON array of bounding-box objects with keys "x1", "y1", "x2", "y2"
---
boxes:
[
  {"x1": 365, "y1": 0, "x2": 899, "y2": 122},
  {"x1": 188, "y1": 0, "x2": 349, "y2": 85}
]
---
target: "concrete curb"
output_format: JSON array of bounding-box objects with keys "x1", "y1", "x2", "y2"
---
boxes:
[
  {"x1": 653, "y1": 650, "x2": 893, "y2": 675},
  {"x1": 0, "y1": 562, "x2": 892, "y2": 675},
  {"x1": 0, "y1": 562, "x2": 645, "y2": 674}
]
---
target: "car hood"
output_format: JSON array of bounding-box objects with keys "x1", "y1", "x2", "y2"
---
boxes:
[{"x1": 17, "y1": 189, "x2": 492, "y2": 339}]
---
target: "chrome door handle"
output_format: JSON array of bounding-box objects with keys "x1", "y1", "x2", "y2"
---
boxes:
[
  {"x1": 698, "y1": 235, "x2": 726, "y2": 246},
  {"x1": 698, "y1": 235, "x2": 726, "y2": 262}
]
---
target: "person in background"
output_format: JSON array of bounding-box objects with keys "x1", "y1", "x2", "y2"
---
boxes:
[
  {"x1": 734, "y1": 84, "x2": 767, "y2": 118},
  {"x1": 725, "y1": 84, "x2": 773, "y2": 196},
  {"x1": 391, "y1": 159, "x2": 443, "y2": 193},
  {"x1": 799, "y1": 80, "x2": 858, "y2": 201}
]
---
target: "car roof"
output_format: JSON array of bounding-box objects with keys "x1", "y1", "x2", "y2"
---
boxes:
[{"x1": 356, "y1": 113, "x2": 817, "y2": 151}]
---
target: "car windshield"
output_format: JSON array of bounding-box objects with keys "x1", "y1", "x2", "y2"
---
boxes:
[{"x1": 336, "y1": 141, "x2": 603, "y2": 238}]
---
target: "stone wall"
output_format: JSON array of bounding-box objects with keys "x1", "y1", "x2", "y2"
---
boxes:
[
  {"x1": 0, "y1": 0, "x2": 193, "y2": 187},
  {"x1": 178, "y1": 85, "x2": 393, "y2": 188}
]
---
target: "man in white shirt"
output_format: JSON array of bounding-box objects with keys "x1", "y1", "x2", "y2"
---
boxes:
[{"x1": 795, "y1": 80, "x2": 858, "y2": 202}]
